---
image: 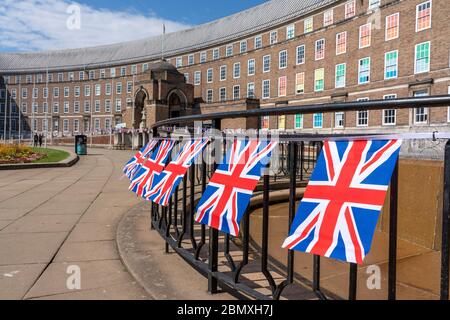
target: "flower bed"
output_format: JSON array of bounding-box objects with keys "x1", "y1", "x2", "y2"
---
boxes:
[{"x1": 0, "y1": 144, "x2": 46, "y2": 164}]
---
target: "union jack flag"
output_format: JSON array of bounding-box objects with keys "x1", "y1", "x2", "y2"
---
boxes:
[
  {"x1": 195, "y1": 139, "x2": 278, "y2": 236},
  {"x1": 123, "y1": 140, "x2": 158, "y2": 180},
  {"x1": 146, "y1": 138, "x2": 209, "y2": 206},
  {"x1": 282, "y1": 140, "x2": 402, "y2": 264},
  {"x1": 129, "y1": 139, "x2": 175, "y2": 198}
]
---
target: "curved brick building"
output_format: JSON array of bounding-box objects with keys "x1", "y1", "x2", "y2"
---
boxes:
[{"x1": 0, "y1": 0, "x2": 449, "y2": 140}]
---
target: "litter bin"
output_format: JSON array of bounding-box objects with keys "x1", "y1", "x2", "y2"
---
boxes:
[{"x1": 75, "y1": 135, "x2": 88, "y2": 155}]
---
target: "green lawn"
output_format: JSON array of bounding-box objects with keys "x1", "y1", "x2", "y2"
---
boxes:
[{"x1": 31, "y1": 148, "x2": 70, "y2": 163}]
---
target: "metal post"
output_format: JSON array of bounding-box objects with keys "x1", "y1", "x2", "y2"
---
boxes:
[
  {"x1": 208, "y1": 118, "x2": 221, "y2": 294},
  {"x1": 349, "y1": 263, "x2": 358, "y2": 300},
  {"x1": 441, "y1": 140, "x2": 450, "y2": 300},
  {"x1": 388, "y1": 161, "x2": 399, "y2": 300}
]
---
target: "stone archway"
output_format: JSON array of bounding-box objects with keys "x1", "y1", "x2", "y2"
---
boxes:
[
  {"x1": 167, "y1": 89, "x2": 188, "y2": 119},
  {"x1": 134, "y1": 88, "x2": 147, "y2": 129}
]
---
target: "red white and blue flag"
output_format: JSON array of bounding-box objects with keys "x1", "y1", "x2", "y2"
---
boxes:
[
  {"x1": 282, "y1": 140, "x2": 402, "y2": 264},
  {"x1": 195, "y1": 139, "x2": 278, "y2": 236},
  {"x1": 146, "y1": 138, "x2": 209, "y2": 206},
  {"x1": 123, "y1": 140, "x2": 158, "y2": 180},
  {"x1": 129, "y1": 139, "x2": 175, "y2": 198}
]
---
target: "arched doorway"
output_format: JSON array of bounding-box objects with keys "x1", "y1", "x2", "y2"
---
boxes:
[
  {"x1": 134, "y1": 88, "x2": 147, "y2": 129},
  {"x1": 167, "y1": 89, "x2": 187, "y2": 120}
]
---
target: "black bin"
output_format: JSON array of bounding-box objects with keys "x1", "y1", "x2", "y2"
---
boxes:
[{"x1": 75, "y1": 135, "x2": 88, "y2": 155}]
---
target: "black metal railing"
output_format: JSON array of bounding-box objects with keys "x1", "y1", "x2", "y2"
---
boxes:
[{"x1": 148, "y1": 95, "x2": 450, "y2": 300}]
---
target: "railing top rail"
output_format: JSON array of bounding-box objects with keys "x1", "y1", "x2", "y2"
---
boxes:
[{"x1": 151, "y1": 95, "x2": 450, "y2": 129}]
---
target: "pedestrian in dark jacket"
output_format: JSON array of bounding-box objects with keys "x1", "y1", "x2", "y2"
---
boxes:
[
  {"x1": 38, "y1": 134, "x2": 43, "y2": 148},
  {"x1": 33, "y1": 133, "x2": 38, "y2": 147}
]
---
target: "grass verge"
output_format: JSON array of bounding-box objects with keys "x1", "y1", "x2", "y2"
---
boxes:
[{"x1": 31, "y1": 147, "x2": 70, "y2": 163}]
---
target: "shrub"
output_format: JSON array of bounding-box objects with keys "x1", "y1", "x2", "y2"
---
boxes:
[{"x1": 0, "y1": 143, "x2": 44, "y2": 164}]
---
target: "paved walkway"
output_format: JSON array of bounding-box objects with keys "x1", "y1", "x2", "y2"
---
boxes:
[{"x1": 0, "y1": 148, "x2": 149, "y2": 299}]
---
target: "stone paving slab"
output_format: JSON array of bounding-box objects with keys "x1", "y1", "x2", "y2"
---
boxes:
[
  {"x1": 24, "y1": 259, "x2": 137, "y2": 299},
  {"x1": 1, "y1": 214, "x2": 80, "y2": 234},
  {"x1": 54, "y1": 241, "x2": 119, "y2": 263},
  {"x1": 0, "y1": 264, "x2": 47, "y2": 300},
  {"x1": 0, "y1": 232, "x2": 67, "y2": 266}
]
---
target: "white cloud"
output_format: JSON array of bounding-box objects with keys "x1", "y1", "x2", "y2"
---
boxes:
[{"x1": 0, "y1": 0, "x2": 191, "y2": 52}]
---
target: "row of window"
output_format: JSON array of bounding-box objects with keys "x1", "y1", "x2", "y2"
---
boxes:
[
  {"x1": 7, "y1": 81, "x2": 133, "y2": 100},
  {"x1": 201, "y1": 42, "x2": 430, "y2": 102},
  {"x1": 7, "y1": 99, "x2": 124, "y2": 114},
  {"x1": 260, "y1": 89, "x2": 439, "y2": 130},
  {"x1": 175, "y1": 0, "x2": 431, "y2": 67},
  {"x1": 30, "y1": 118, "x2": 113, "y2": 133}
]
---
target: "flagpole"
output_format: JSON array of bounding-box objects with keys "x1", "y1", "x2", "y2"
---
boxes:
[
  {"x1": 31, "y1": 77, "x2": 36, "y2": 146},
  {"x1": 44, "y1": 55, "x2": 49, "y2": 148},
  {"x1": 4, "y1": 83, "x2": 7, "y2": 142},
  {"x1": 18, "y1": 82, "x2": 21, "y2": 144},
  {"x1": 9, "y1": 87, "x2": 12, "y2": 142},
  {"x1": 161, "y1": 23, "x2": 165, "y2": 60}
]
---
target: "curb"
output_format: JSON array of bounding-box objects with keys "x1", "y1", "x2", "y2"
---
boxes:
[
  {"x1": 116, "y1": 201, "x2": 233, "y2": 300},
  {"x1": 0, "y1": 148, "x2": 79, "y2": 170}
]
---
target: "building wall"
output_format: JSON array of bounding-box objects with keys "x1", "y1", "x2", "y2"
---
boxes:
[{"x1": 0, "y1": 0, "x2": 449, "y2": 138}]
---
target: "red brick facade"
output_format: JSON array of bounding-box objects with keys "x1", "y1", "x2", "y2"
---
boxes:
[{"x1": 0, "y1": 0, "x2": 449, "y2": 136}]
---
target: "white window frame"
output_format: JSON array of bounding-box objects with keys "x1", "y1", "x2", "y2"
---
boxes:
[
  {"x1": 359, "y1": 23, "x2": 372, "y2": 49},
  {"x1": 315, "y1": 39, "x2": 325, "y2": 60},
  {"x1": 335, "y1": 63, "x2": 346, "y2": 88},
  {"x1": 220, "y1": 65, "x2": 227, "y2": 81},
  {"x1": 304, "y1": 17, "x2": 313, "y2": 33},
  {"x1": 270, "y1": 31, "x2": 278, "y2": 45},
  {"x1": 194, "y1": 71, "x2": 201, "y2": 86},
  {"x1": 207, "y1": 68, "x2": 213, "y2": 83},
  {"x1": 219, "y1": 87, "x2": 227, "y2": 102},
  {"x1": 262, "y1": 79, "x2": 270, "y2": 99},
  {"x1": 313, "y1": 113, "x2": 323, "y2": 129},
  {"x1": 414, "y1": 41, "x2": 431, "y2": 74},
  {"x1": 358, "y1": 57, "x2": 371, "y2": 84},
  {"x1": 278, "y1": 76, "x2": 287, "y2": 97},
  {"x1": 336, "y1": 31, "x2": 347, "y2": 55},
  {"x1": 413, "y1": 90, "x2": 429, "y2": 124},
  {"x1": 279, "y1": 50, "x2": 287, "y2": 69},
  {"x1": 248, "y1": 59, "x2": 256, "y2": 76},
  {"x1": 345, "y1": 0, "x2": 356, "y2": 19},
  {"x1": 247, "y1": 83, "x2": 255, "y2": 99},
  {"x1": 254, "y1": 35, "x2": 263, "y2": 49},
  {"x1": 416, "y1": 0, "x2": 432, "y2": 32},
  {"x1": 263, "y1": 55, "x2": 271, "y2": 73},
  {"x1": 233, "y1": 62, "x2": 241, "y2": 79},
  {"x1": 384, "y1": 50, "x2": 399, "y2": 80},
  {"x1": 294, "y1": 114, "x2": 304, "y2": 129},
  {"x1": 226, "y1": 45, "x2": 233, "y2": 57},
  {"x1": 233, "y1": 85, "x2": 241, "y2": 100},
  {"x1": 385, "y1": 13, "x2": 400, "y2": 41},
  {"x1": 240, "y1": 41, "x2": 247, "y2": 54},
  {"x1": 335, "y1": 112, "x2": 345, "y2": 129},
  {"x1": 188, "y1": 54, "x2": 195, "y2": 65},
  {"x1": 206, "y1": 89, "x2": 214, "y2": 103},
  {"x1": 286, "y1": 25, "x2": 295, "y2": 40},
  {"x1": 296, "y1": 45, "x2": 305, "y2": 65},
  {"x1": 213, "y1": 48, "x2": 220, "y2": 60},
  {"x1": 324, "y1": 9, "x2": 334, "y2": 27}
]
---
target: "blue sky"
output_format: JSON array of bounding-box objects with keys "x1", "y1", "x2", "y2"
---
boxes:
[
  {"x1": 0, "y1": 0, "x2": 268, "y2": 52},
  {"x1": 74, "y1": 0, "x2": 268, "y2": 25}
]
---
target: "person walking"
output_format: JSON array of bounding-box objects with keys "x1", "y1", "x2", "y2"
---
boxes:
[
  {"x1": 33, "y1": 133, "x2": 38, "y2": 147},
  {"x1": 38, "y1": 134, "x2": 43, "y2": 148}
]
